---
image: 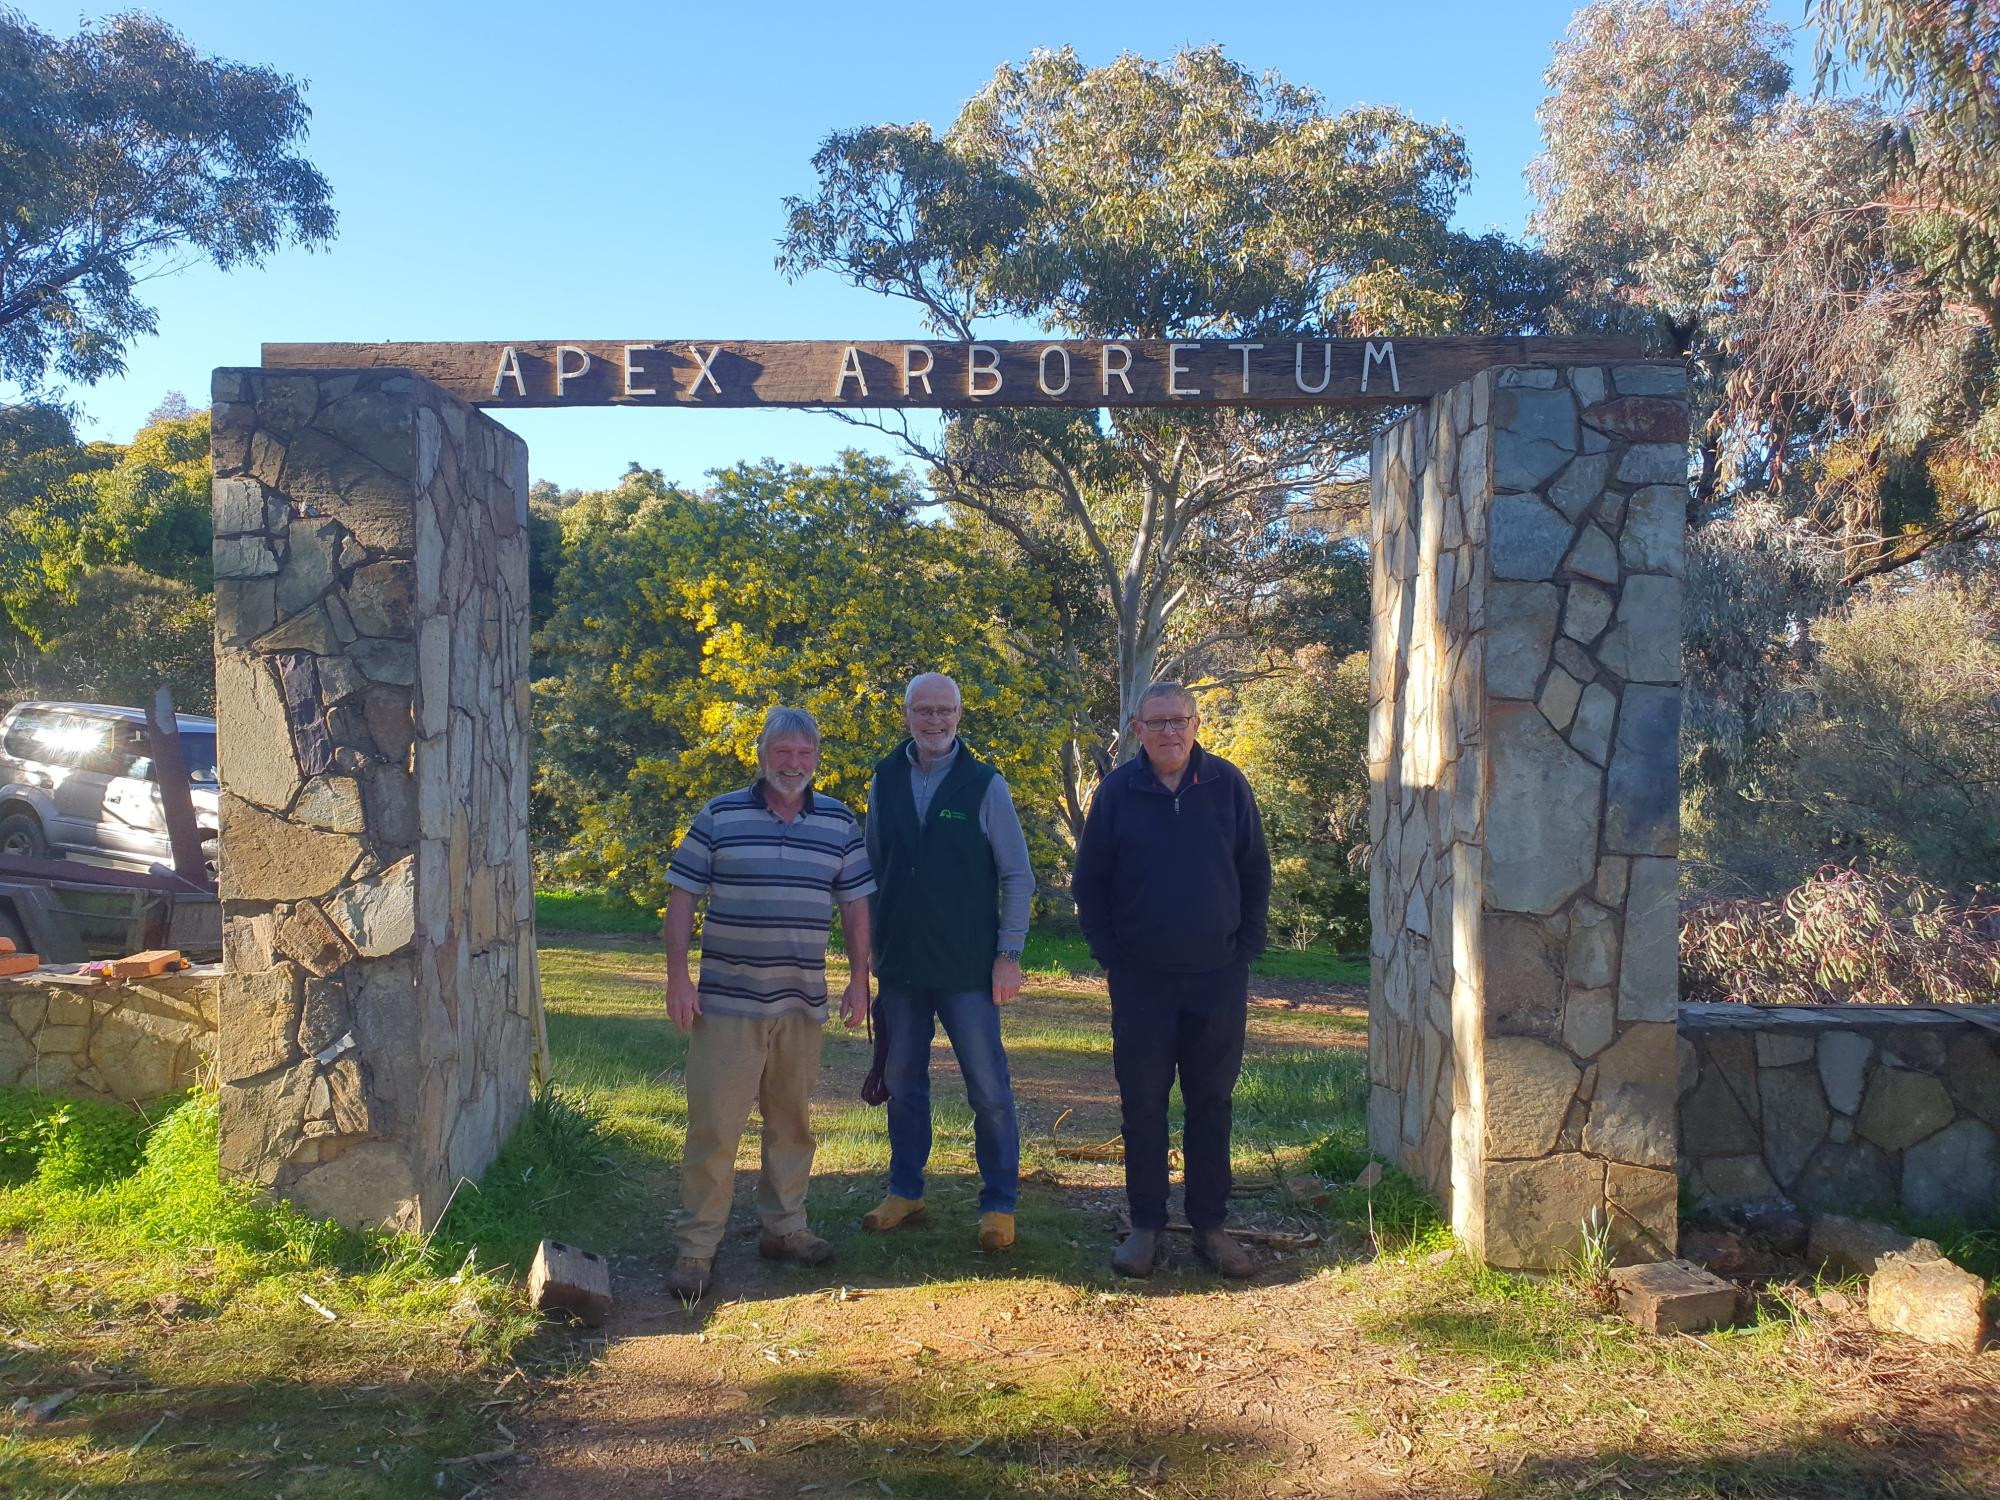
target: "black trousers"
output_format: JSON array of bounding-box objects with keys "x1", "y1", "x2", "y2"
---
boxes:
[{"x1": 1108, "y1": 966, "x2": 1249, "y2": 1232}]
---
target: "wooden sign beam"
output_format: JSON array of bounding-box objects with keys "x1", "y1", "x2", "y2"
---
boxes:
[{"x1": 261, "y1": 337, "x2": 1650, "y2": 410}]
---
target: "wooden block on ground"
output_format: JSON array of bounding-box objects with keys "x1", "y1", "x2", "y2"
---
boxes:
[
  {"x1": 105, "y1": 949, "x2": 183, "y2": 979},
  {"x1": 1868, "y1": 1252, "x2": 1991, "y2": 1353},
  {"x1": 529, "y1": 1239, "x2": 612, "y2": 1327},
  {"x1": 1608, "y1": 1259, "x2": 1740, "y2": 1335},
  {"x1": 0, "y1": 954, "x2": 40, "y2": 977}
]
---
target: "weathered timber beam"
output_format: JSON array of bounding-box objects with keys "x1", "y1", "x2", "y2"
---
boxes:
[{"x1": 260, "y1": 336, "x2": 1653, "y2": 410}]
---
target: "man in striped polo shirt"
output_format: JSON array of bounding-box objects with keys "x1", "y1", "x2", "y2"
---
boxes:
[{"x1": 663, "y1": 707, "x2": 875, "y2": 1301}]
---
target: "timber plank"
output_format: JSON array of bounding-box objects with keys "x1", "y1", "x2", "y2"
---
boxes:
[{"x1": 260, "y1": 336, "x2": 1653, "y2": 410}]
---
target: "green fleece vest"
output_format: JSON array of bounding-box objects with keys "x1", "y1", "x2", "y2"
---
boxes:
[{"x1": 872, "y1": 741, "x2": 1000, "y2": 990}]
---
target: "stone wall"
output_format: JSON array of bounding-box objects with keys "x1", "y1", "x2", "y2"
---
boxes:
[
  {"x1": 1680, "y1": 1004, "x2": 2000, "y2": 1222},
  {"x1": 1369, "y1": 362, "x2": 1688, "y2": 1269},
  {"x1": 0, "y1": 974, "x2": 217, "y2": 1106},
  {"x1": 210, "y1": 367, "x2": 544, "y2": 1232}
]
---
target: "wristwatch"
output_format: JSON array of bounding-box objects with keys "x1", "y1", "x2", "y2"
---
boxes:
[{"x1": 997, "y1": 947, "x2": 1023, "y2": 961}]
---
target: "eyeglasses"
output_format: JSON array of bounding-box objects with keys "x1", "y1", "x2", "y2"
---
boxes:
[
  {"x1": 908, "y1": 704, "x2": 960, "y2": 720},
  {"x1": 1136, "y1": 716, "x2": 1193, "y2": 733}
]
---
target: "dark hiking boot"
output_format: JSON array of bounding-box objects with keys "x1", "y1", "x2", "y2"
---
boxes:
[
  {"x1": 1191, "y1": 1227, "x2": 1254, "y2": 1279},
  {"x1": 1112, "y1": 1227, "x2": 1164, "y2": 1277}
]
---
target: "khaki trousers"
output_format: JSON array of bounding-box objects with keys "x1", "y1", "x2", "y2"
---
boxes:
[{"x1": 678, "y1": 1009, "x2": 823, "y2": 1259}]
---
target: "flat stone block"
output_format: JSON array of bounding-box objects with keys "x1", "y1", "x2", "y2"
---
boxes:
[
  {"x1": 1491, "y1": 497, "x2": 1573, "y2": 579},
  {"x1": 1867, "y1": 1252, "x2": 1990, "y2": 1353},
  {"x1": 1609, "y1": 1259, "x2": 1739, "y2": 1335},
  {"x1": 1809, "y1": 1214, "x2": 1944, "y2": 1279},
  {"x1": 1486, "y1": 704, "x2": 1602, "y2": 916},
  {"x1": 1901, "y1": 1120, "x2": 1999, "y2": 1221}
]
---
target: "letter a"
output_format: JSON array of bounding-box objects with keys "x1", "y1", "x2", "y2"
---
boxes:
[
  {"x1": 492, "y1": 346, "x2": 527, "y2": 399},
  {"x1": 835, "y1": 345, "x2": 869, "y2": 399}
]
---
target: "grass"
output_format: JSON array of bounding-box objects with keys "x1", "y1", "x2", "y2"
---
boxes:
[
  {"x1": 0, "y1": 1088, "x2": 548, "y2": 1496},
  {"x1": 4, "y1": 932, "x2": 1998, "y2": 1499},
  {"x1": 535, "y1": 884, "x2": 1371, "y2": 984}
]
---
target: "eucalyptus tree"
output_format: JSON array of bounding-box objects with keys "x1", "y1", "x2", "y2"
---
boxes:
[
  {"x1": 1531, "y1": 0, "x2": 1996, "y2": 576},
  {"x1": 0, "y1": 9, "x2": 336, "y2": 389},
  {"x1": 781, "y1": 46, "x2": 1561, "y2": 826}
]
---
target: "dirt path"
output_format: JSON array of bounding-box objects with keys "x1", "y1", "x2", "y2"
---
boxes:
[{"x1": 494, "y1": 954, "x2": 2000, "y2": 1500}]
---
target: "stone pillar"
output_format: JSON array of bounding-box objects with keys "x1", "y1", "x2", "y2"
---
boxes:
[
  {"x1": 1368, "y1": 362, "x2": 1686, "y2": 1270},
  {"x1": 210, "y1": 367, "x2": 544, "y2": 1232}
]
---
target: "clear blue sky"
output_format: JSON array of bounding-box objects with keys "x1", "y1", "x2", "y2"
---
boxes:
[{"x1": 12, "y1": 0, "x2": 1815, "y2": 493}]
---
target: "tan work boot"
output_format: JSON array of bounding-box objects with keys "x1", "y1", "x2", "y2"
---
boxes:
[
  {"x1": 978, "y1": 1212, "x2": 1016, "y2": 1253},
  {"x1": 861, "y1": 1194, "x2": 927, "y2": 1232},
  {"x1": 1191, "y1": 1227, "x2": 1254, "y2": 1279},
  {"x1": 666, "y1": 1254, "x2": 712, "y2": 1301},
  {"x1": 758, "y1": 1228, "x2": 835, "y2": 1266}
]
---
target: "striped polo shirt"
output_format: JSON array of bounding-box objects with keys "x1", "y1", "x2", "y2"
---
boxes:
[{"x1": 666, "y1": 781, "x2": 876, "y2": 1021}]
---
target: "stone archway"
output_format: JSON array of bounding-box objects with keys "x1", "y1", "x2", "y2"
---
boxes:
[{"x1": 208, "y1": 345, "x2": 1686, "y2": 1265}]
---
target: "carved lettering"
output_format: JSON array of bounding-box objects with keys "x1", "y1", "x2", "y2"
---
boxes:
[
  {"x1": 688, "y1": 343, "x2": 724, "y2": 396},
  {"x1": 1169, "y1": 343, "x2": 1200, "y2": 397},
  {"x1": 555, "y1": 345, "x2": 592, "y2": 396},
  {"x1": 623, "y1": 344, "x2": 657, "y2": 398},
  {"x1": 1227, "y1": 342, "x2": 1263, "y2": 395},
  {"x1": 1295, "y1": 340, "x2": 1332, "y2": 395},
  {"x1": 835, "y1": 344, "x2": 869, "y2": 399},
  {"x1": 1101, "y1": 343, "x2": 1133, "y2": 397},
  {"x1": 967, "y1": 344, "x2": 1002, "y2": 397},
  {"x1": 1362, "y1": 340, "x2": 1400, "y2": 394},
  {"x1": 903, "y1": 345, "x2": 934, "y2": 397},
  {"x1": 1037, "y1": 345, "x2": 1072, "y2": 397},
  {"x1": 491, "y1": 346, "x2": 526, "y2": 399}
]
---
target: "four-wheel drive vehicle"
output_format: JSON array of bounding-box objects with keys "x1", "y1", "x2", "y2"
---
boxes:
[{"x1": 0, "y1": 701, "x2": 219, "y2": 871}]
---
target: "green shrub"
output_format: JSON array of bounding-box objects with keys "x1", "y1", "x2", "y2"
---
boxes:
[
  {"x1": 428, "y1": 1086, "x2": 615, "y2": 1275},
  {"x1": 1681, "y1": 864, "x2": 2000, "y2": 1005},
  {"x1": 1305, "y1": 1128, "x2": 1444, "y2": 1250},
  {"x1": 0, "y1": 1087, "x2": 152, "y2": 1189}
]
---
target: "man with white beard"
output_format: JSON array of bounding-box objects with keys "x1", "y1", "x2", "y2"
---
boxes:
[{"x1": 662, "y1": 707, "x2": 875, "y2": 1301}]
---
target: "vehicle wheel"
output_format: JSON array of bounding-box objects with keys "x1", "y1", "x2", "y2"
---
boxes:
[
  {"x1": 200, "y1": 834, "x2": 221, "y2": 887},
  {"x1": 0, "y1": 811, "x2": 50, "y2": 860}
]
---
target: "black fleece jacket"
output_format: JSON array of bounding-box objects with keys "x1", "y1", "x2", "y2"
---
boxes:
[{"x1": 1072, "y1": 743, "x2": 1272, "y2": 975}]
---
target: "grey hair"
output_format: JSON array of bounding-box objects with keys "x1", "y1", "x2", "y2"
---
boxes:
[
  {"x1": 1135, "y1": 681, "x2": 1197, "y2": 715},
  {"x1": 756, "y1": 706, "x2": 820, "y2": 752},
  {"x1": 902, "y1": 672, "x2": 961, "y2": 708}
]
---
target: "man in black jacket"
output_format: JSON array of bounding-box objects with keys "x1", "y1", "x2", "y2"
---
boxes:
[{"x1": 1073, "y1": 681, "x2": 1271, "y2": 1278}]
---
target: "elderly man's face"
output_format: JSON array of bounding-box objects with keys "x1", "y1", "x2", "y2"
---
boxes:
[
  {"x1": 760, "y1": 735, "x2": 820, "y2": 800},
  {"x1": 903, "y1": 677, "x2": 962, "y2": 759},
  {"x1": 1132, "y1": 696, "x2": 1199, "y2": 779}
]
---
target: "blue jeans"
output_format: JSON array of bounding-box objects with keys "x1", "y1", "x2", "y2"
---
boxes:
[{"x1": 879, "y1": 984, "x2": 1020, "y2": 1214}]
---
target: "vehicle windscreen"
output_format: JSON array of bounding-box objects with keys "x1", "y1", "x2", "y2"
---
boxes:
[{"x1": 179, "y1": 730, "x2": 219, "y2": 784}]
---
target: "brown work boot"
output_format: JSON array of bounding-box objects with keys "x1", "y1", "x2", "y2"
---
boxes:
[
  {"x1": 758, "y1": 1228, "x2": 835, "y2": 1266},
  {"x1": 665, "y1": 1254, "x2": 712, "y2": 1301},
  {"x1": 978, "y1": 1212, "x2": 1016, "y2": 1253},
  {"x1": 1191, "y1": 1227, "x2": 1254, "y2": 1279},
  {"x1": 1111, "y1": 1227, "x2": 1164, "y2": 1277},
  {"x1": 861, "y1": 1194, "x2": 927, "y2": 1232}
]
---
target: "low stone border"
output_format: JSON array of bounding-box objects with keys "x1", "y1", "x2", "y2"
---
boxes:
[
  {"x1": 0, "y1": 971, "x2": 219, "y2": 1105},
  {"x1": 1679, "y1": 1003, "x2": 2000, "y2": 1222}
]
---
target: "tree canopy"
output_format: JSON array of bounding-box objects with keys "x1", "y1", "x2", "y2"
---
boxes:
[
  {"x1": 0, "y1": 8, "x2": 336, "y2": 389},
  {"x1": 781, "y1": 46, "x2": 1557, "y2": 829},
  {"x1": 532, "y1": 456, "x2": 1070, "y2": 906}
]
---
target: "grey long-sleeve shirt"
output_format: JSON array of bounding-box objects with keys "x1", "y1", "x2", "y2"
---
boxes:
[{"x1": 865, "y1": 739, "x2": 1035, "y2": 950}]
